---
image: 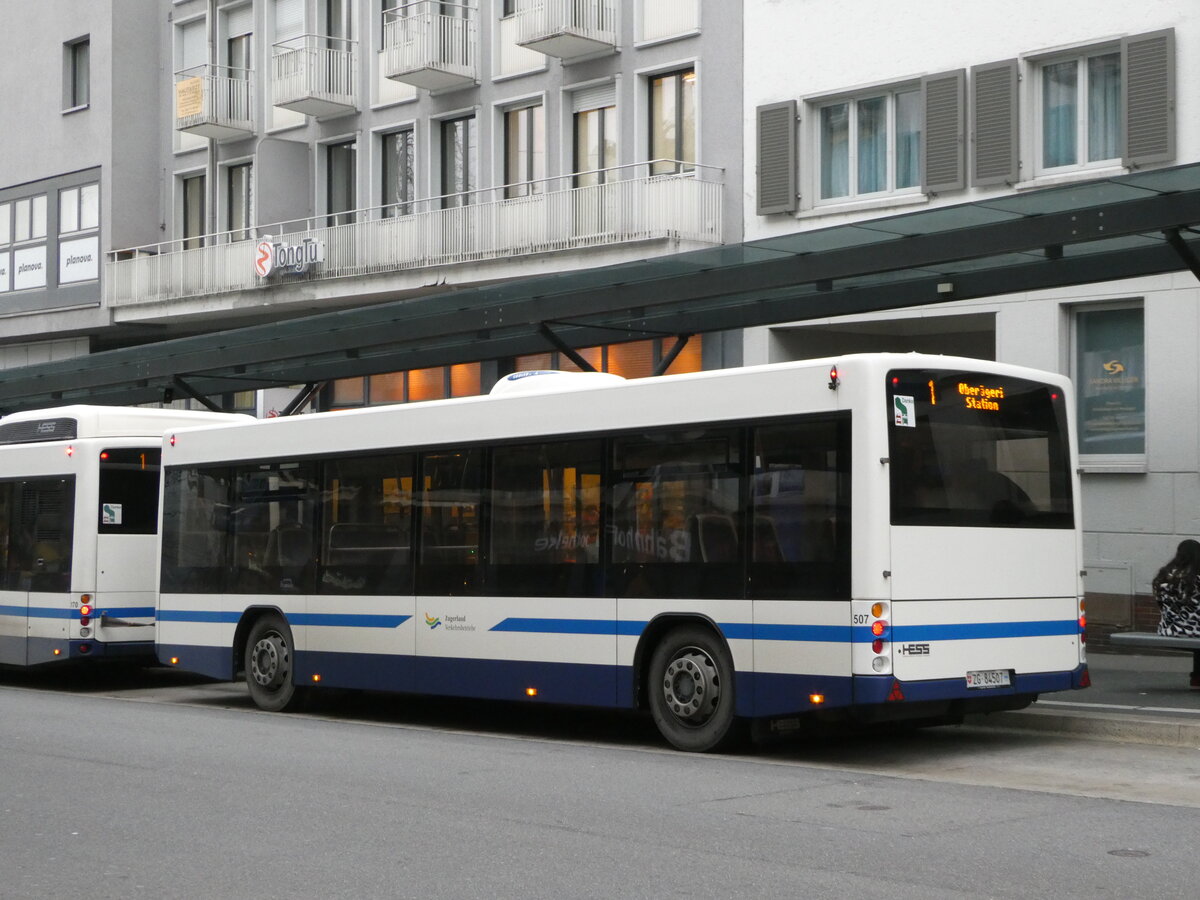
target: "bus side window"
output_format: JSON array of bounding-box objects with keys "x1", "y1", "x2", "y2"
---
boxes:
[
  {"x1": 231, "y1": 462, "x2": 318, "y2": 594},
  {"x1": 161, "y1": 467, "x2": 231, "y2": 594},
  {"x1": 609, "y1": 427, "x2": 742, "y2": 600},
  {"x1": 749, "y1": 417, "x2": 850, "y2": 600},
  {"x1": 319, "y1": 453, "x2": 414, "y2": 595},
  {"x1": 417, "y1": 449, "x2": 483, "y2": 595},
  {"x1": 489, "y1": 439, "x2": 603, "y2": 597}
]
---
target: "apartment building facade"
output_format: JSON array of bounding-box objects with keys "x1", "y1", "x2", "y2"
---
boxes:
[
  {"x1": 743, "y1": 0, "x2": 1199, "y2": 631},
  {"x1": 0, "y1": 0, "x2": 743, "y2": 411}
]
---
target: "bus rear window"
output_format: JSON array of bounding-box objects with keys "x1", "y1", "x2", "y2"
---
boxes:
[
  {"x1": 99, "y1": 448, "x2": 162, "y2": 534},
  {"x1": 888, "y1": 369, "x2": 1073, "y2": 528}
]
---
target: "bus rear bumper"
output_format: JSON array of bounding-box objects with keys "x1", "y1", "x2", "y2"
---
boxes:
[{"x1": 23, "y1": 637, "x2": 155, "y2": 666}]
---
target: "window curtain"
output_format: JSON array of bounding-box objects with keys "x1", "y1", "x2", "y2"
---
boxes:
[
  {"x1": 1042, "y1": 60, "x2": 1077, "y2": 168},
  {"x1": 820, "y1": 103, "x2": 849, "y2": 199},
  {"x1": 1087, "y1": 53, "x2": 1121, "y2": 161},
  {"x1": 856, "y1": 96, "x2": 887, "y2": 194},
  {"x1": 895, "y1": 90, "x2": 921, "y2": 189}
]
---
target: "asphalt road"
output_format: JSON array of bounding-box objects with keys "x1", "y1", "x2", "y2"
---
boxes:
[{"x1": 1, "y1": 666, "x2": 1197, "y2": 899}]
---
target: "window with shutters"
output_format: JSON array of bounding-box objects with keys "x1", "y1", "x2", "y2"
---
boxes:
[
  {"x1": 1028, "y1": 29, "x2": 1175, "y2": 177},
  {"x1": 812, "y1": 85, "x2": 921, "y2": 204},
  {"x1": 1033, "y1": 44, "x2": 1122, "y2": 175}
]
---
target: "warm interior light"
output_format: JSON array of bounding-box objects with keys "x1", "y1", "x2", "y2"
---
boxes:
[
  {"x1": 53, "y1": 649, "x2": 62, "y2": 656},
  {"x1": 312, "y1": 674, "x2": 322, "y2": 683},
  {"x1": 526, "y1": 687, "x2": 538, "y2": 697},
  {"x1": 808, "y1": 694, "x2": 825, "y2": 705},
  {"x1": 169, "y1": 657, "x2": 179, "y2": 665}
]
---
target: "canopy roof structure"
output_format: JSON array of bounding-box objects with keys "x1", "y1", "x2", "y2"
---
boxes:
[{"x1": 3, "y1": 163, "x2": 1200, "y2": 414}]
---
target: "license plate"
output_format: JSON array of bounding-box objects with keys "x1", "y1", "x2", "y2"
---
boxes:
[{"x1": 965, "y1": 669, "x2": 1011, "y2": 689}]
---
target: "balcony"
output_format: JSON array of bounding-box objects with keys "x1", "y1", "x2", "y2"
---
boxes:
[
  {"x1": 272, "y1": 34, "x2": 358, "y2": 118},
  {"x1": 174, "y1": 65, "x2": 253, "y2": 139},
  {"x1": 105, "y1": 162, "x2": 723, "y2": 310},
  {"x1": 382, "y1": 2, "x2": 478, "y2": 91},
  {"x1": 515, "y1": 0, "x2": 617, "y2": 61}
]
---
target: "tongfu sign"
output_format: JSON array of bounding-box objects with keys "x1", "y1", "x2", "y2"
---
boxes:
[{"x1": 254, "y1": 235, "x2": 325, "y2": 278}]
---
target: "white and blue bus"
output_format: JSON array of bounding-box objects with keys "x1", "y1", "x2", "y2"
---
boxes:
[
  {"x1": 0, "y1": 405, "x2": 247, "y2": 667},
  {"x1": 156, "y1": 354, "x2": 1088, "y2": 750}
]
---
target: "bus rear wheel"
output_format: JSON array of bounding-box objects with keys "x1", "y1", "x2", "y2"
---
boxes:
[
  {"x1": 245, "y1": 614, "x2": 302, "y2": 712},
  {"x1": 648, "y1": 625, "x2": 742, "y2": 752}
]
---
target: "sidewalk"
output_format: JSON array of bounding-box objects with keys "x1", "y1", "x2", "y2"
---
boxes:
[{"x1": 964, "y1": 649, "x2": 1200, "y2": 747}]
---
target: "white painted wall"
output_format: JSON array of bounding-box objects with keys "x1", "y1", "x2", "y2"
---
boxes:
[{"x1": 742, "y1": 0, "x2": 1200, "y2": 602}]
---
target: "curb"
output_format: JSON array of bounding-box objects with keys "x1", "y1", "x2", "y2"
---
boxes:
[{"x1": 963, "y1": 706, "x2": 1200, "y2": 748}]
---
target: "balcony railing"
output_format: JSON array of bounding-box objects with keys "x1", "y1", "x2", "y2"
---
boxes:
[
  {"x1": 174, "y1": 65, "x2": 254, "y2": 139},
  {"x1": 272, "y1": 34, "x2": 358, "y2": 117},
  {"x1": 515, "y1": 0, "x2": 617, "y2": 60},
  {"x1": 382, "y1": 2, "x2": 478, "y2": 90},
  {"x1": 105, "y1": 162, "x2": 723, "y2": 309}
]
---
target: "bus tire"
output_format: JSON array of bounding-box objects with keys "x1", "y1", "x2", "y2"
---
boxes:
[
  {"x1": 244, "y1": 614, "x2": 302, "y2": 712},
  {"x1": 648, "y1": 625, "x2": 743, "y2": 752}
]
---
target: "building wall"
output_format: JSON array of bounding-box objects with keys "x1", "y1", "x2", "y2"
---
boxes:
[{"x1": 743, "y1": 0, "x2": 1200, "y2": 622}]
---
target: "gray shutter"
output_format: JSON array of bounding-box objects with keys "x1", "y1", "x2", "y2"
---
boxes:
[
  {"x1": 921, "y1": 69, "x2": 965, "y2": 193},
  {"x1": 756, "y1": 100, "x2": 797, "y2": 215},
  {"x1": 179, "y1": 19, "x2": 207, "y2": 70},
  {"x1": 1122, "y1": 28, "x2": 1175, "y2": 167},
  {"x1": 226, "y1": 4, "x2": 254, "y2": 38},
  {"x1": 572, "y1": 82, "x2": 616, "y2": 113},
  {"x1": 970, "y1": 59, "x2": 1018, "y2": 187},
  {"x1": 274, "y1": 0, "x2": 305, "y2": 42}
]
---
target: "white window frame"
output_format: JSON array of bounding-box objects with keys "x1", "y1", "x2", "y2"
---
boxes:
[
  {"x1": 808, "y1": 82, "x2": 922, "y2": 208},
  {"x1": 58, "y1": 184, "x2": 100, "y2": 236},
  {"x1": 1030, "y1": 42, "x2": 1123, "y2": 178}
]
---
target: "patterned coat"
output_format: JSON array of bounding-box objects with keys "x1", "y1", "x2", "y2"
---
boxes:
[{"x1": 1154, "y1": 570, "x2": 1200, "y2": 637}]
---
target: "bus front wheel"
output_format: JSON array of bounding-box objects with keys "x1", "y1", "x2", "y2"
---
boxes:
[
  {"x1": 244, "y1": 614, "x2": 302, "y2": 712},
  {"x1": 648, "y1": 625, "x2": 742, "y2": 752}
]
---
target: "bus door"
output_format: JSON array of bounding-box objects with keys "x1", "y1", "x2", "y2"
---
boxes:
[
  {"x1": 884, "y1": 368, "x2": 1079, "y2": 685},
  {"x1": 93, "y1": 449, "x2": 162, "y2": 645}
]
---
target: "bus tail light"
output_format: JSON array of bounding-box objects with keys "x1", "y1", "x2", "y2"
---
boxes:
[{"x1": 79, "y1": 596, "x2": 93, "y2": 627}]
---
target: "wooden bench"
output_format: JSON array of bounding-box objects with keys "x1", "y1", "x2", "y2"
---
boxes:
[{"x1": 1109, "y1": 632, "x2": 1200, "y2": 685}]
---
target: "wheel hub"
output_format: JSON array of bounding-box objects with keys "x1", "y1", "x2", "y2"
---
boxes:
[
  {"x1": 251, "y1": 634, "x2": 288, "y2": 689},
  {"x1": 663, "y1": 649, "x2": 719, "y2": 723}
]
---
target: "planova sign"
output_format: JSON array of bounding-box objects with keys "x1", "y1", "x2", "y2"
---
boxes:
[{"x1": 254, "y1": 235, "x2": 325, "y2": 278}]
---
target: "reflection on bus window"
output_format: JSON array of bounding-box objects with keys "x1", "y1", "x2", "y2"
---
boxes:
[
  {"x1": 320, "y1": 454, "x2": 413, "y2": 595},
  {"x1": 490, "y1": 439, "x2": 603, "y2": 597},
  {"x1": 610, "y1": 427, "x2": 741, "y2": 599},
  {"x1": 749, "y1": 416, "x2": 851, "y2": 599},
  {"x1": 418, "y1": 449, "x2": 483, "y2": 595}
]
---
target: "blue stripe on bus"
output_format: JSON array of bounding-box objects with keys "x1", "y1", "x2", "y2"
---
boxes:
[
  {"x1": 289, "y1": 613, "x2": 411, "y2": 628},
  {"x1": 0, "y1": 605, "x2": 155, "y2": 619},
  {"x1": 889, "y1": 620, "x2": 1079, "y2": 641},
  {"x1": 157, "y1": 609, "x2": 410, "y2": 629},
  {"x1": 489, "y1": 619, "x2": 1077, "y2": 642},
  {"x1": 490, "y1": 618, "x2": 645, "y2": 636},
  {"x1": 157, "y1": 609, "x2": 243, "y2": 624}
]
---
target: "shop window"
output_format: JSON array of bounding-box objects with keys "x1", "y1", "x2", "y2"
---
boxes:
[{"x1": 1074, "y1": 304, "x2": 1145, "y2": 463}]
